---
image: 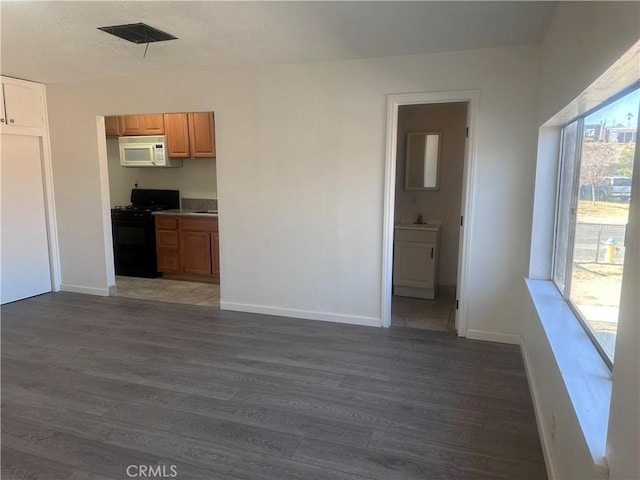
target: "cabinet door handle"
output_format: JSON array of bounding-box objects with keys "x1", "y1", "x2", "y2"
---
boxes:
[
  {"x1": 9, "y1": 118, "x2": 14, "y2": 123},
  {"x1": 430, "y1": 247, "x2": 434, "y2": 259}
]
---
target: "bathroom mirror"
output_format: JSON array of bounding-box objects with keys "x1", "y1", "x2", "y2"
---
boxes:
[{"x1": 405, "y1": 132, "x2": 440, "y2": 190}]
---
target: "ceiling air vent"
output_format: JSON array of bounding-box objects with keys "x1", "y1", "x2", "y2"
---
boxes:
[{"x1": 97, "y1": 22, "x2": 177, "y2": 44}]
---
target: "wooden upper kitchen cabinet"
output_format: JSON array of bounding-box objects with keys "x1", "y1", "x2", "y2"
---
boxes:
[
  {"x1": 104, "y1": 112, "x2": 214, "y2": 158},
  {"x1": 118, "y1": 115, "x2": 143, "y2": 136},
  {"x1": 163, "y1": 113, "x2": 190, "y2": 158},
  {"x1": 188, "y1": 112, "x2": 216, "y2": 158},
  {"x1": 141, "y1": 114, "x2": 165, "y2": 134},
  {"x1": 118, "y1": 114, "x2": 165, "y2": 136},
  {"x1": 163, "y1": 112, "x2": 216, "y2": 158},
  {"x1": 104, "y1": 116, "x2": 121, "y2": 137}
]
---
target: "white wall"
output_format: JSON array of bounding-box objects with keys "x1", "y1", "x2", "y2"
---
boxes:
[
  {"x1": 607, "y1": 127, "x2": 639, "y2": 480},
  {"x1": 46, "y1": 44, "x2": 540, "y2": 332},
  {"x1": 106, "y1": 137, "x2": 217, "y2": 208},
  {"x1": 394, "y1": 102, "x2": 467, "y2": 287},
  {"x1": 524, "y1": 2, "x2": 640, "y2": 479},
  {"x1": 538, "y1": 2, "x2": 640, "y2": 125},
  {"x1": 522, "y1": 294, "x2": 609, "y2": 480}
]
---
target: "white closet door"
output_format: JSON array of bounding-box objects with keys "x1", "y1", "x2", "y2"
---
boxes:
[{"x1": 1, "y1": 134, "x2": 51, "y2": 304}]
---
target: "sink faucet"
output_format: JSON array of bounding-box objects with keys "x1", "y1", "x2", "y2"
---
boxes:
[{"x1": 415, "y1": 214, "x2": 423, "y2": 224}]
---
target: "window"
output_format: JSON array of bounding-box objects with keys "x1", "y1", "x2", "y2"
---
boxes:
[{"x1": 553, "y1": 86, "x2": 638, "y2": 366}]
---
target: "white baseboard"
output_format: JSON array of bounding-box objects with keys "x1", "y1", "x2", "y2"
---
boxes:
[
  {"x1": 219, "y1": 301, "x2": 381, "y2": 327},
  {"x1": 521, "y1": 338, "x2": 558, "y2": 480},
  {"x1": 60, "y1": 283, "x2": 110, "y2": 296},
  {"x1": 465, "y1": 329, "x2": 521, "y2": 345}
]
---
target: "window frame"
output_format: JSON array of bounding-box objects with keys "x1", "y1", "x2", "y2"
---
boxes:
[{"x1": 551, "y1": 83, "x2": 639, "y2": 370}]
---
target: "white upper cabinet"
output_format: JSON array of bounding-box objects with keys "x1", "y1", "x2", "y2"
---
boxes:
[{"x1": 1, "y1": 76, "x2": 46, "y2": 130}]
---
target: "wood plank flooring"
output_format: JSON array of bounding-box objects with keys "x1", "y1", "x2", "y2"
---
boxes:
[{"x1": 1, "y1": 292, "x2": 547, "y2": 480}]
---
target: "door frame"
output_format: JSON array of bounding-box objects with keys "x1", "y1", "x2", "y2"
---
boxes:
[{"x1": 381, "y1": 90, "x2": 479, "y2": 335}]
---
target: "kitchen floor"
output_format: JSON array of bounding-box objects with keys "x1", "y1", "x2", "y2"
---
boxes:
[
  {"x1": 115, "y1": 276, "x2": 219, "y2": 307},
  {"x1": 391, "y1": 291, "x2": 456, "y2": 332}
]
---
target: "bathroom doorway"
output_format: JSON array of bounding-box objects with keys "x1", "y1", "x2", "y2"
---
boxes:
[
  {"x1": 381, "y1": 91, "x2": 479, "y2": 335},
  {"x1": 391, "y1": 102, "x2": 467, "y2": 331}
]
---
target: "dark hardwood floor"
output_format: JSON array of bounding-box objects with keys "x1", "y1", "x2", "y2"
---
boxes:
[{"x1": 1, "y1": 292, "x2": 547, "y2": 480}]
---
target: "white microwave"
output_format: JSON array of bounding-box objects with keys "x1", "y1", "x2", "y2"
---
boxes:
[{"x1": 118, "y1": 135, "x2": 182, "y2": 168}]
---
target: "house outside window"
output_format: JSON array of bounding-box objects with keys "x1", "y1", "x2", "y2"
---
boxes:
[{"x1": 553, "y1": 85, "x2": 638, "y2": 366}]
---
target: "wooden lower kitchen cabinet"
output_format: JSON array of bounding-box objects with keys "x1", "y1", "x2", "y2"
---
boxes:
[
  {"x1": 155, "y1": 216, "x2": 180, "y2": 274},
  {"x1": 211, "y1": 232, "x2": 220, "y2": 278},
  {"x1": 180, "y1": 230, "x2": 212, "y2": 276},
  {"x1": 155, "y1": 215, "x2": 219, "y2": 281}
]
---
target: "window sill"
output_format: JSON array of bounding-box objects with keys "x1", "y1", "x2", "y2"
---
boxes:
[{"x1": 525, "y1": 279, "x2": 611, "y2": 474}]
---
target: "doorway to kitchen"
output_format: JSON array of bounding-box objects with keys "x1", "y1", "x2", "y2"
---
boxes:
[
  {"x1": 99, "y1": 112, "x2": 221, "y2": 309},
  {"x1": 381, "y1": 91, "x2": 479, "y2": 336}
]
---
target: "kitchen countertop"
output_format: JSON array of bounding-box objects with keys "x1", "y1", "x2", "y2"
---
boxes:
[{"x1": 153, "y1": 209, "x2": 218, "y2": 218}]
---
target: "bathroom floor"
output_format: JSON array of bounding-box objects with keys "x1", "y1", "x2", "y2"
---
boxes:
[
  {"x1": 391, "y1": 290, "x2": 456, "y2": 332},
  {"x1": 115, "y1": 276, "x2": 219, "y2": 307}
]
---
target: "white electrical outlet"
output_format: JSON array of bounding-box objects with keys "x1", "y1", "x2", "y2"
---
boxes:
[{"x1": 551, "y1": 411, "x2": 557, "y2": 443}]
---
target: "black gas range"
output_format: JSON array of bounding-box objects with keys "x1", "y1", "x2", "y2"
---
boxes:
[{"x1": 111, "y1": 189, "x2": 179, "y2": 278}]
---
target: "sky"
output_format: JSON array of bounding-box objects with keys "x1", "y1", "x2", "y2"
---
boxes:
[{"x1": 586, "y1": 87, "x2": 640, "y2": 128}]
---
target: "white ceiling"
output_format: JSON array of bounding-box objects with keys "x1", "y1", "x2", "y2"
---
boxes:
[{"x1": 0, "y1": 1, "x2": 557, "y2": 84}]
